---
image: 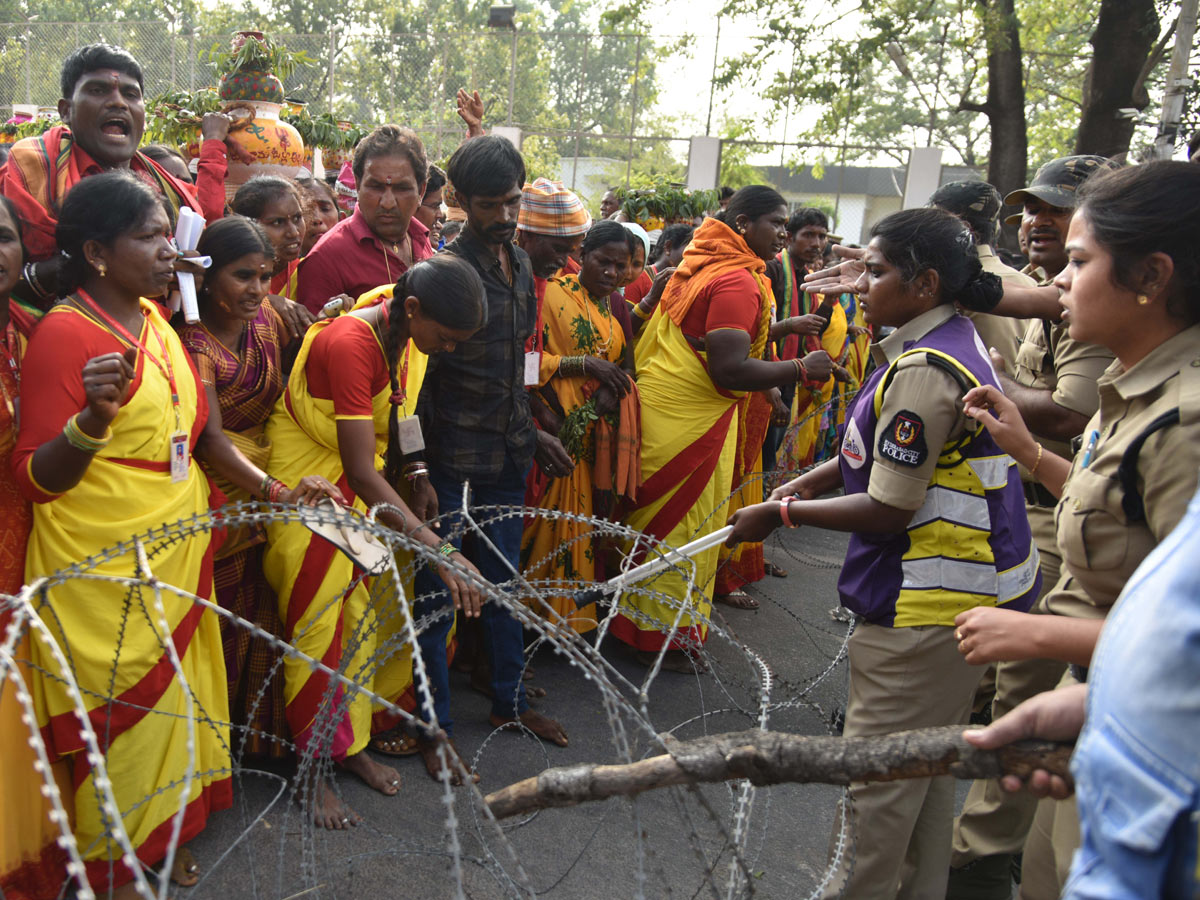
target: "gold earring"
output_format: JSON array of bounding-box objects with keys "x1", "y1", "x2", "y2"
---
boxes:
[
  {"x1": 738, "y1": 226, "x2": 746, "y2": 235},
  {"x1": 407, "y1": 312, "x2": 414, "y2": 319},
  {"x1": 1137, "y1": 293, "x2": 1149, "y2": 306},
  {"x1": 97, "y1": 262, "x2": 107, "y2": 277}
]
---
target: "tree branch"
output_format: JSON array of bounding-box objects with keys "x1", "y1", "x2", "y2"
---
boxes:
[
  {"x1": 957, "y1": 98, "x2": 991, "y2": 115},
  {"x1": 1132, "y1": 15, "x2": 1177, "y2": 108},
  {"x1": 484, "y1": 726, "x2": 1073, "y2": 820}
]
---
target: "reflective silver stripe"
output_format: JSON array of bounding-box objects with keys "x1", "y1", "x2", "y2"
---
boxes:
[
  {"x1": 901, "y1": 556, "x2": 997, "y2": 596},
  {"x1": 967, "y1": 455, "x2": 1015, "y2": 490},
  {"x1": 909, "y1": 485, "x2": 990, "y2": 531},
  {"x1": 997, "y1": 541, "x2": 1040, "y2": 603},
  {"x1": 900, "y1": 542, "x2": 1040, "y2": 602}
]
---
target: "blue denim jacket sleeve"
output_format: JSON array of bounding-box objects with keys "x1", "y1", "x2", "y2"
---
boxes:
[{"x1": 1063, "y1": 485, "x2": 1200, "y2": 899}]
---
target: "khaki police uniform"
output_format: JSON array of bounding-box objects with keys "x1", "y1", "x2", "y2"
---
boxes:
[
  {"x1": 962, "y1": 244, "x2": 1035, "y2": 371},
  {"x1": 823, "y1": 306, "x2": 991, "y2": 900},
  {"x1": 1017, "y1": 323, "x2": 1200, "y2": 899},
  {"x1": 951, "y1": 299, "x2": 1116, "y2": 871}
]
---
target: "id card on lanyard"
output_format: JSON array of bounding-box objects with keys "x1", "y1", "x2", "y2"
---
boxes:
[
  {"x1": 524, "y1": 285, "x2": 544, "y2": 387},
  {"x1": 74, "y1": 291, "x2": 190, "y2": 482}
]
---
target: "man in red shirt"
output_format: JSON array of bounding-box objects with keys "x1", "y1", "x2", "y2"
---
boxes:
[
  {"x1": 0, "y1": 43, "x2": 225, "y2": 308},
  {"x1": 296, "y1": 125, "x2": 434, "y2": 314}
]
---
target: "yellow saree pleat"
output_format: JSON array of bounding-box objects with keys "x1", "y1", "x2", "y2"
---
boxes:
[{"x1": 612, "y1": 310, "x2": 739, "y2": 651}]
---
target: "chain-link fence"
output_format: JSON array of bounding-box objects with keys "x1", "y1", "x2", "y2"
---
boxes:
[
  {"x1": 1, "y1": 24, "x2": 657, "y2": 164},
  {"x1": 0, "y1": 22, "x2": 933, "y2": 233}
]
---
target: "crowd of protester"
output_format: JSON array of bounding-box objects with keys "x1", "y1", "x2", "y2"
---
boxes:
[{"x1": 0, "y1": 39, "x2": 1198, "y2": 900}]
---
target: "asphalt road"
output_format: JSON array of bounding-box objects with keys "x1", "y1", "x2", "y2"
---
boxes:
[{"x1": 184, "y1": 525, "x2": 857, "y2": 900}]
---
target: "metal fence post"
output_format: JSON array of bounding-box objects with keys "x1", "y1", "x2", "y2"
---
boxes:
[
  {"x1": 328, "y1": 27, "x2": 336, "y2": 115},
  {"x1": 625, "y1": 34, "x2": 642, "y2": 187},
  {"x1": 188, "y1": 31, "x2": 196, "y2": 92},
  {"x1": 570, "y1": 35, "x2": 587, "y2": 191},
  {"x1": 23, "y1": 22, "x2": 31, "y2": 104},
  {"x1": 507, "y1": 29, "x2": 517, "y2": 125}
]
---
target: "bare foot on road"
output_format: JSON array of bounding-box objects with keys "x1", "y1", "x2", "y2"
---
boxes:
[
  {"x1": 489, "y1": 709, "x2": 569, "y2": 747},
  {"x1": 341, "y1": 750, "x2": 401, "y2": 796},
  {"x1": 307, "y1": 775, "x2": 361, "y2": 830},
  {"x1": 417, "y1": 736, "x2": 480, "y2": 786}
]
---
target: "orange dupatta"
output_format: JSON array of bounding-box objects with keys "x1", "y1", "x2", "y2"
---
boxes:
[{"x1": 658, "y1": 216, "x2": 773, "y2": 361}]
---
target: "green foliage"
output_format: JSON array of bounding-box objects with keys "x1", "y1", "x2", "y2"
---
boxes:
[
  {"x1": 143, "y1": 87, "x2": 221, "y2": 147},
  {"x1": 280, "y1": 109, "x2": 364, "y2": 149},
  {"x1": 205, "y1": 32, "x2": 315, "y2": 82},
  {"x1": 0, "y1": 117, "x2": 55, "y2": 138},
  {"x1": 717, "y1": 116, "x2": 767, "y2": 188},
  {"x1": 559, "y1": 397, "x2": 599, "y2": 462},
  {"x1": 613, "y1": 182, "x2": 719, "y2": 223},
  {"x1": 716, "y1": 0, "x2": 1114, "y2": 172}
]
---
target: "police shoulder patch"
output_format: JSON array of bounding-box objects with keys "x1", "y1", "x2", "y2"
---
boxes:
[{"x1": 878, "y1": 409, "x2": 928, "y2": 467}]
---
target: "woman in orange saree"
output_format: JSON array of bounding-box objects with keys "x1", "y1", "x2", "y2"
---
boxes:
[
  {"x1": 520, "y1": 220, "x2": 639, "y2": 634},
  {"x1": 16, "y1": 172, "x2": 338, "y2": 896},
  {"x1": 612, "y1": 187, "x2": 833, "y2": 670}
]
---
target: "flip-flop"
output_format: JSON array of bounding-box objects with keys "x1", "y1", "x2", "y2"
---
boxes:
[
  {"x1": 715, "y1": 590, "x2": 760, "y2": 610},
  {"x1": 763, "y1": 561, "x2": 788, "y2": 578},
  {"x1": 369, "y1": 732, "x2": 420, "y2": 757},
  {"x1": 168, "y1": 847, "x2": 199, "y2": 887}
]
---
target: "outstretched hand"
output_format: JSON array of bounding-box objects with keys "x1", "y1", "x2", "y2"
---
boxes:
[
  {"x1": 803, "y1": 245, "x2": 865, "y2": 295},
  {"x1": 456, "y1": 89, "x2": 485, "y2": 136}
]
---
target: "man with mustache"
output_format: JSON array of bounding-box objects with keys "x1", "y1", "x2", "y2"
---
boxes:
[
  {"x1": 296, "y1": 124, "x2": 433, "y2": 314},
  {"x1": 948, "y1": 155, "x2": 1118, "y2": 900},
  {"x1": 408, "y1": 136, "x2": 570, "y2": 784},
  {"x1": 0, "y1": 43, "x2": 215, "y2": 310}
]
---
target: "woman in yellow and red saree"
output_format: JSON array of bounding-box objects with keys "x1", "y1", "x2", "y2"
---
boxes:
[
  {"x1": 14, "y1": 172, "x2": 340, "y2": 896},
  {"x1": 611, "y1": 187, "x2": 834, "y2": 670},
  {"x1": 0, "y1": 197, "x2": 68, "y2": 900},
  {"x1": 262, "y1": 255, "x2": 487, "y2": 824}
]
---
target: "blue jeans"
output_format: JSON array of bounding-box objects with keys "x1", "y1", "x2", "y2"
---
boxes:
[{"x1": 413, "y1": 457, "x2": 530, "y2": 734}]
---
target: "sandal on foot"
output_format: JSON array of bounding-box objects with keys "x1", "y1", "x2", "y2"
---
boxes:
[
  {"x1": 167, "y1": 847, "x2": 199, "y2": 887},
  {"x1": 763, "y1": 561, "x2": 788, "y2": 578},
  {"x1": 369, "y1": 731, "x2": 420, "y2": 757},
  {"x1": 715, "y1": 590, "x2": 760, "y2": 610}
]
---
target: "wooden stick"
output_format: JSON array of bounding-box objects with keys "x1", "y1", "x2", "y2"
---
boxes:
[{"x1": 484, "y1": 726, "x2": 1072, "y2": 819}]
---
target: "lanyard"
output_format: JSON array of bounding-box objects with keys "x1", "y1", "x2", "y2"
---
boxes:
[
  {"x1": 73, "y1": 290, "x2": 183, "y2": 431},
  {"x1": 532, "y1": 280, "x2": 545, "y2": 355},
  {"x1": 377, "y1": 299, "x2": 411, "y2": 403},
  {"x1": 0, "y1": 322, "x2": 18, "y2": 432}
]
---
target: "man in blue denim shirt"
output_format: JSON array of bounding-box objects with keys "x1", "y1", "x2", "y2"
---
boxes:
[{"x1": 966, "y1": 481, "x2": 1200, "y2": 898}]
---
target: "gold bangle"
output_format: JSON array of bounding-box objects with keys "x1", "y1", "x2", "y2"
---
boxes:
[
  {"x1": 1028, "y1": 442, "x2": 1044, "y2": 476},
  {"x1": 632, "y1": 303, "x2": 651, "y2": 321},
  {"x1": 63, "y1": 413, "x2": 112, "y2": 453}
]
